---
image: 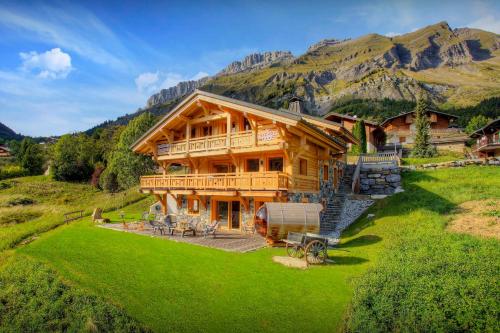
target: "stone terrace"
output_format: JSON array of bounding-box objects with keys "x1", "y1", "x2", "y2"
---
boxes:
[{"x1": 98, "y1": 223, "x2": 267, "y2": 253}]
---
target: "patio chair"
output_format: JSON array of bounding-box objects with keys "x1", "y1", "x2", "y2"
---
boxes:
[
  {"x1": 203, "y1": 220, "x2": 220, "y2": 238},
  {"x1": 162, "y1": 215, "x2": 177, "y2": 235},
  {"x1": 149, "y1": 217, "x2": 164, "y2": 235}
]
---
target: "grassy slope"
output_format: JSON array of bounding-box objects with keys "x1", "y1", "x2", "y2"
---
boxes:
[
  {"x1": 344, "y1": 167, "x2": 500, "y2": 331},
  {"x1": 4, "y1": 166, "x2": 499, "y2": 332},
  {"x1": 0, "y1": 175, "x2": 147, "y2": 251},
  {"x1": 401, "y1": 151, "x2": 464, "y2": 165}
]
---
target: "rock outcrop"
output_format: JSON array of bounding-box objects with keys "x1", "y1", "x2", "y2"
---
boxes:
[
  {"x1": 218, "y1": 51, "x2": 294, "y2": 75},
  {"x1": 140, "y1": 21, "x2": 499, "y2": 119},
  {"x1": 146, "y1": 77, "x2": 210, "y2": 107}
]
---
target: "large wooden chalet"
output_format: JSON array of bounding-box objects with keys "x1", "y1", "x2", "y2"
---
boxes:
[{"x1": 132, "y1": 90, "x2": 357, "y2": 231}]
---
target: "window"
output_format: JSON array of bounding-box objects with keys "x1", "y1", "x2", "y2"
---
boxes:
[
  {"x1": 203, "y1": 126, "x2": 212, "y2": 136},
  {"x1": 188, "y1": 199, "x2": 199, "y2": 214},
  {"x1": 191, "y1": 127, "x2": 196, "y2": 138},
  {"x1": 299, "y1": 158, "x2": 307, "y2": 176},
  {"x1": 399, "y1": 136, "x2": 406, "y2": 143},
  {"x1": 246, "y1": 159, "x2": 260, "y2": 172},
  {"x1": 244, "y1": 118, "x2": 251, "y2": 131},
  {"x1": 268, "y1": 157, "x2": 283, "y2": 172},
  {"x1": 323, "y1": 165, "x2": 329, "y2": 181},
  {"x1": 213, "y1": 164, "x2": 229, "y2": 173}
]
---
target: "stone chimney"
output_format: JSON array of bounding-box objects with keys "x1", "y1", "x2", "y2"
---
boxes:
[{"x1": 288, "y1": 96, "x2": 305, "y2": 114}]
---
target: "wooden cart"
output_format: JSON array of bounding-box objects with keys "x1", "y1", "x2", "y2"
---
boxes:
[{"x1": 282, "y1": 232, "x2": 329, "y2": 264}]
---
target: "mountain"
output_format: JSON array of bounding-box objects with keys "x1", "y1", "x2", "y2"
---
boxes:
[
  {"x1": 0, "y1": 122, "x2": 22, "y2": 141},
  {"x1": 145, "y1": 22, "x2": 499, "y2": 117},
  {"x1": 92, "y1": 21, "x2": 499, "y2": 133},
  {"x1": 146, "y1": 51, "x2": 293, "y2": 107}
]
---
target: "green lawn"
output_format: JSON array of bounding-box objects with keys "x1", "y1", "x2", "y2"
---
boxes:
[
  {"x1": 2, "y1": 166, "x2": 499, "y2": 332},
  {"x1": 401, "y1": 150, "x2": 464, "y2": 166},
  {"x1": 0, "y1": 175, "x2": 148, "y2": 251}
]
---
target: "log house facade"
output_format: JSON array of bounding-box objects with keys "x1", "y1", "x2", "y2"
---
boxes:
[{"x1": 132, "y1": 90, "x2": 358, "y2": 231}]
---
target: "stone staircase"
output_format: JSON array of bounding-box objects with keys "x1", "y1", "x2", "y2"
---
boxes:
[{"x1": 320, "y1": 165, "x2": 355, "y2": 235}]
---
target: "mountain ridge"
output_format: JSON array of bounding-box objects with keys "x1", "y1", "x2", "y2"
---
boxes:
[{"x1": 94, "y1": 21, "x2": 499, "y2": 133}]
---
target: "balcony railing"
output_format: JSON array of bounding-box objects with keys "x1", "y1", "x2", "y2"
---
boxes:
[
  {"x1": 157, "y1": 129, "x2": 280, "y2": 156},
  {"x1": 141, "y1": 171, "x2": 290, "y2": 191},
  {"x1": 476, "y1": 132, "x2": 500, "y2": 151}
]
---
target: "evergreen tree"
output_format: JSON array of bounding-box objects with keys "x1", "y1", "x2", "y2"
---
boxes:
[
  {"x1": 411, "y1": 98, "x2": 437, "y2": 158},
  {"x1": 351, "y1": 120, "x2": 367, "y2": 154}
]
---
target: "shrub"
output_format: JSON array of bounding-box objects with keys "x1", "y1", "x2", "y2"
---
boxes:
[
  {"x1": 0, "y1": 257, "x2": 150, "y2": 332},
  {"x1": 0, "y1": 165, "x2": 27, "y2": 180},
  {"x1": 5, "y1": 196, "x2": 35, "y2": 206}
]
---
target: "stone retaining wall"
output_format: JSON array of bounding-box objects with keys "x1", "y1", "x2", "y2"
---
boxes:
[{"x1": 359, "y1": 164, "x2": 401, "y2": 195}]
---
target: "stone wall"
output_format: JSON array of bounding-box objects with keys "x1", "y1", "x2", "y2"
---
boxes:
[{"x1": 359, "y1": 163, "x2": 401, "y2": 195}]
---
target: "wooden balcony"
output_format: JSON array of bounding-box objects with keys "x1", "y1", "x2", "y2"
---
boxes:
[
  {"x1": 140, "y1": 172, "x2": 318, "y2": 194},
  {"x1": 475, "y1": 133, "x2": 500, "y2": 152},
  {"x1": 156, "y1": 129, "x2": 281, "y2": 158}
]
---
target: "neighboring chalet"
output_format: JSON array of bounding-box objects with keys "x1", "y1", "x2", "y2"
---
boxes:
[
  {"x1": 470, "y1": 118, "x2": 500, "y2": 158},
  {"x1": 0, "y1": 145, "x2": 11, "y2": 158},
  {"x1": 380, "y1": 110, "x2": 468, "y2": 152},
  {"x1": 132, "y1": 90, "x2": 358, "y2": 232},
  {"x1": 324, "y1": 111, "x2": 385, "y2": 153}
]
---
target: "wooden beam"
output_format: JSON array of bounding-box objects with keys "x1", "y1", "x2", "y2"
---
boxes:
[
  {"x1": 190, "y1": 113, "x2": 226, "y2": 125},
  {"x1": 195, "y1": 190, "x2": 238, "y2": 196},
  {"x1": 226, "y1": 112, "x2": 231, "y2": 147},
  {"x1": 197, "y1": 101, "x2": 209, "y2": 116},
  {"x1": 239, "y1": 196, "x2": 249, "y2": 211}
]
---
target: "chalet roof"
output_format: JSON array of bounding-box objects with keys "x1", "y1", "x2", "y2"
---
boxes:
[
  {"x1": 323, "y1": 110, "x2": 379, "y2": 126},
  {"x1": 380, "y1": 110, "x2": 458, "y2": 126},
  {"x1": 131, "y1": 90, "x2": 357, "y2": 151},
  {"x1": 469, "y1": 118, "x2": 500, "y2": 138}
]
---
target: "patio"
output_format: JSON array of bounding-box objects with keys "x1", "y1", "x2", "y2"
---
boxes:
[{"x1": 98, "y1": 223, "x2": 267, "y2": 253}]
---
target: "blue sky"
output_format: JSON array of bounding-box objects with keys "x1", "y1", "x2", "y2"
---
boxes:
[{"x1": 1, "y1": 0, "x2": 499, "y2": 136}]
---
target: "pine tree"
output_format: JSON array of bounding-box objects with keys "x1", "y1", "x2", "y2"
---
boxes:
[
  {"x1": 351, "y1": 120, "x2": 367, "y2": 154},
  {"x1": 411, "y1": 98, "x2": 437, "y2": 157}
]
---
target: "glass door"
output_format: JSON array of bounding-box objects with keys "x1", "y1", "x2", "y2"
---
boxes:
[
  {"x1": 231, "y1": 201, "x2": 240, "y2": 229},
  {"x1": 216, "y1": 201, "x2": 229, "y2": 228}
]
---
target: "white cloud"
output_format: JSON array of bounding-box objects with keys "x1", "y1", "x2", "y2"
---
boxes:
[
  {"x1": 135, "y1": 71, "x2": 159, "y2": 93},
  {"x1": 0, "y1": 4, "x2": 133, "y2": 71},
  {"x1": 468, "y1": 15, "x2": 500, "y2": 33},
  {"x1": 160, "y1": 73, "x2": 184, "y2": 90},
  {"x1": 384, "y1": 32, "x2": 401, "y2": 37},
  {"x1": 20, "y1": 48, "x2": 72, "y2": 79},
  {"x1": 135, "y1": 71, "x2": 210, "y2": 94},
  {"x1": 191, "y1": 71, "x2": 209, "y2": 80}
]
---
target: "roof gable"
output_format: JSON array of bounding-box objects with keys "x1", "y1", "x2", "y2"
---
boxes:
[{"x1": 131, "y1": 90, "x2": 348, "y2": 152}]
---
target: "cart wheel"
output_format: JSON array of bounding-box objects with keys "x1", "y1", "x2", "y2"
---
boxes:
[
  {"x1": 286, "y1": 244, "x2": 304, "y2": 258},
  {"x1": 305, "y1": 240, "x2": 327, "y2": 264}
]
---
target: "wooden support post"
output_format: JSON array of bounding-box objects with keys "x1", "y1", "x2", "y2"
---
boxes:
[
  {"x1": 226, "y1": 112, "x2": 231, "y2": 147},
  {"x1": 186, "y1": 120, "x2": 191, "y2": 150}
]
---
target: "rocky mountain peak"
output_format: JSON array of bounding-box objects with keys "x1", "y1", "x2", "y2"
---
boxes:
[{"x1": 218, "y1": 51, "x2": 294, "y2": 75}]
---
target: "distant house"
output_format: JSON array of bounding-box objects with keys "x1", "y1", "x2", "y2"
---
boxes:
[
  {"x1": 0, "y1": 145, "x2": 11, "y2": 158},
  {"x1": 131, "y1": 90, "x2": 357, "y2": 232},
  {"x1": 380, "y1": 110, "x2": 468, "y2": 152},
  {"x1": 470, "y1": 118, "x2": 500, "y2": 158},
  {"x1": 323, "y1": 111, "x2": 385, "y2": 153}
]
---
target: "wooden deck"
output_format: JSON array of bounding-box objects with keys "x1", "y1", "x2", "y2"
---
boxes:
[{"x1": 98, "y1": 223, "x2": 267, "y2": 253}]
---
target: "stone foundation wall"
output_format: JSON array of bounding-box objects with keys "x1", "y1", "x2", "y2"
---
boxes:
[{"x1": 359, "y1": 164, "x2": 401, "y2": 195}]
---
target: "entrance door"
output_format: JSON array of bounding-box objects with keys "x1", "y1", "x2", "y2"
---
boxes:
[
  {"x1": 216, "y1": 201, "x2": 229, "y2": 227},
  {"x1": 231, "y1": 201, "x2": 240, "y2": 229},
  {"x1": 213, "y1": 200, "x2": 241, "y2": 230}
]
